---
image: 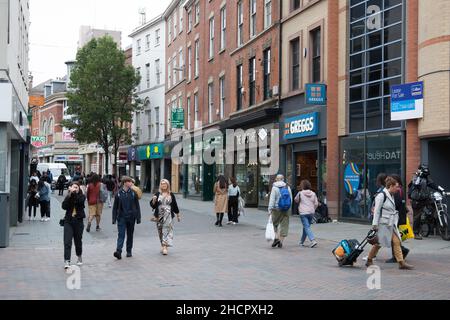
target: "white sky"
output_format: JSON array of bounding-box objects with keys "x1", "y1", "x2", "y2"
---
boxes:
[{"x1": 29, "y1": 0, "x2": 172, "y2": 85}]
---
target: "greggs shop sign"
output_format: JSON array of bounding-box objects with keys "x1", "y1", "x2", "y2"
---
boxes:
[{"x1": 283, "y1": 112, "x2": 319, "y2": 140}]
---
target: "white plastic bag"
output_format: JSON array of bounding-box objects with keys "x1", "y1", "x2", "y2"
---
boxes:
[
  {"x1": 265, "y1": 215, "x2": 275, "y2": 241},
  {"x1": 238, "y1": 196, "x2": 245, "y2": 216}
]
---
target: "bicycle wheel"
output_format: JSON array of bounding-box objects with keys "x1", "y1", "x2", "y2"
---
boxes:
[{"x1": 438, "y1": 213, "x2": 450, "y2": 241}]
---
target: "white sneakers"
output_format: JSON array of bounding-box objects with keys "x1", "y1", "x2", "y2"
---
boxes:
[
  {"x1": 76, "y1": 256, "x2": 83, "y2": 266},
  {"x1": 310, "y1": 241, "x2": 318, "y2": 248},
  {"x1": 40, "y1": 217, "x2": 50, "y2": 222},
  {"x1": 64, "y1": 260, "x2": 70, "y2": 270}
]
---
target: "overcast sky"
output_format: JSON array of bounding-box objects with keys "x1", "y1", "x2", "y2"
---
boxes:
[{"x1": 29, "y1": 0, "x2": 172, "y2": 86}]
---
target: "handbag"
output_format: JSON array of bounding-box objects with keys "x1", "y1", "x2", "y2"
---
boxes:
[
  {"x1": 399, "y1": 217, "x2": 414, "y2": 241},
  {"x1": 265, "y1": 215, "x2": 275, "y2": 241},
  {"x1": 59, "y1": 218, "x2": 65, "y2": 227}
]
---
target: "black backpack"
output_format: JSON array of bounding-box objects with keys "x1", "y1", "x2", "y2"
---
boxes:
[
  {"x1": 368, "y1": 190, "x2": 387, "y2": 221},
  {"x1": 408, "y1": 177, "x2": 429, "y2": 201}
]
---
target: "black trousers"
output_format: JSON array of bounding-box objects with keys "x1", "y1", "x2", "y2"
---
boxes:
[
  {"x1": 39, "y1": 201, "x2": 50, "y2": 218},
  {"x1": 58, "y1": 187, "x2": 64, "y2": 196},
  {"x1": 412, "y1": 205, "x2": 424, "y2": 234},
  {"x1": 64, "y1": 218, "x2": 84, "y2": 261},
  {"x1": 28, "y1": 204, "x2": 37, "y2": 217},
  {"x1": 228, "y1": 196, "x2": 239, "y2": 223}
]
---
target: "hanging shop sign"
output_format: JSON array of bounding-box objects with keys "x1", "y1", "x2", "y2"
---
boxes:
[
  {"x1": 171, "y1": 108, "x2": 184, "y2": 128},
  {"x1": 305, "y1": 83, "x2": 327, "y2": 105},
  {"x1": 128, "y1": 147, "x2": 137, "y2": 161},
  {"x1": 31, "y1": 136, "x2": 46, "y2": 147},
  {"x1": 344, "y1": 163, "x2": 361, "y2": 195},
  {"x1": 283, "y1": 112, "x2": 319, "y2": 140},
  {"x1": 390, "y1": 81, "x2": 424, "y2": 121}
]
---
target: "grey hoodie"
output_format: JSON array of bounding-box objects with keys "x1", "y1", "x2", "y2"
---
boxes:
[{"x1": 268, "y1": 181, "x2": 292, "y2": 212}]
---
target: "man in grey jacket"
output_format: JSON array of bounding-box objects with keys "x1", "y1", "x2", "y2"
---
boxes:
[{"x1": 268, "y1": 174, "x2": 292, "y2": 248}]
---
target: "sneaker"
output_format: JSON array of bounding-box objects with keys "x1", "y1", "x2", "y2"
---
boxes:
[
  {"x1": 363, "y1": 256, "x2": 377, "y2": 261},
  {"x1": 86, "y1": 223, "x2": 91, "y2": 232},
  {"x1": 96, "y1": 226, "x2": 100, "y2": 231},
  {"x1": 310, "y1": 241, "x2": 318, "y2": 248},
  {"x1": 40, "y1": 218, "x2": 45, "y2": 222},
  {"x1": 64, "y1": 260, "x2": 71, "y2": 270},
  {"x1": 76, "y1": 256, "x2": 83, "y2": 266},
  {"x1": 232, "y1": 222, "x2": 237, "y2": 225},
  {"x1": 300, "y1": 242, "x2": 308, "y2": 247},
  {"x1": 226, "y1": 221, "x2": 233, "y2": 225},
  {"x1": 45, "y1": 217, "x2": 50, "y2": 222},
  {"x1": 113, "y1": 251, "x2": 122, "y2": 260},
  {"x1": 126, "y1": 252, "x2": 132, "y2": 258}
]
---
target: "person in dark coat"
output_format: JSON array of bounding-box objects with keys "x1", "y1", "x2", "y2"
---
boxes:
[
  {"x1": 112, "y1": 176, "x2": 142, "y2": 259},
  {"x1": 62, "y1": 181, "x2": 86, "y2": 270},
  {"x1": 27, "y1": 180, "x2": 39, "y2": 220},
  {"x1": 150, "y1": 179, "x2": 180, "y2": 255},
  {"x1": 57, "y1": 170, "x2": 67, "y2": 196}
]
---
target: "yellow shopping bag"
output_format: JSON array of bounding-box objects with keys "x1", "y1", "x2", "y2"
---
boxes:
[{"x1": 399, "y1": 217, "x2": 414, "y2": 241}]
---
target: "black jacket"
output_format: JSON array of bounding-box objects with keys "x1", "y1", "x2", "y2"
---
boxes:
[
  {"x1": 150, "y1": 192, "x2": 179, "y2": 218},
  {"x1": 112, "y1": 188, "x2": 141, "y2": 224},
  {"x1": 394, "y1": 190, "x2": 407, "y2": 226},
  {"x1": 62, "y1": 193, "x2": 86, "y2": 220}
]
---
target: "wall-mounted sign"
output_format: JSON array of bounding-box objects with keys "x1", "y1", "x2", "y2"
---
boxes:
[
  {"x1": 54, "y1": 155, "x2": 83, "y2": 162},
  {"x1": 305, "y1": 83, "x2": 327, "y2": 105},
  {"x1": 284, "y1": 112, "x2": 319, "y2": 140},
  {"x1": 137, "y1": 143, "x2": 164, "y2": 160},
  {"x1": 171, "y1": 108, "x2": 184, "y2": 128},
  {"x1": 63, "y1": 131, "x2": 75, "y2": 141},
  {"x1": 390, "y1": 81, "x2": 424, "y2": 121},
  {"x1": 31, "y1": 136, "x2": 45, "y2": 147},
  {"x1": 128, "y1": 147, "x2": 137, "y2": 161},
  {"x1": 343, "y1": 163, "x2": 360, "y2": 195}
]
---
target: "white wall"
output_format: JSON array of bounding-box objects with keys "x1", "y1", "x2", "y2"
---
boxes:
[{"x1": 130, "y1": 17, "x2": 166, "y2": 146}]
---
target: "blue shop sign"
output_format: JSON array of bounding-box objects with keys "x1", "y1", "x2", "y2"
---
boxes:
[
  {"x1": 390, "y1": 81, "x2": 424, "y2": 121},
  {"x1": 305, "y1": 83, "x2": 327, "y2": 105},
  {"x1": 284, "y1": 112, "x2": 319, "y2": 140}
]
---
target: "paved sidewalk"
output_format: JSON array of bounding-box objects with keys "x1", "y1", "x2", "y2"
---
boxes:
[{"x1": 1, "y1": 194, "x2": 450, "y2": 300}]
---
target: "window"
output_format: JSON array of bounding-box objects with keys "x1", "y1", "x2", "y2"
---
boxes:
[
  {"x1": 173, "y1": 58, "x2": 177, "y2": 84},
  {"x1": 146, "y1": 34, "x2": 150, "y2": 50},
  {"x1": 155, "y1": 59, "x2": 161, "y2": 85},
  {"x1": 208, "y1": 83, "x2": 214, "y2": 123},
  {"x1": 209, "y1": 17, "x2": 215, "y2": 59},
  {"x1": 137, "y1": 39, "x2": 141, "y2": 55},
  {"x1": 311, "y1": 27, "x2": 321, "y2": 83},
  {"x1": 264, "y1": 0, "x2": 272, "y2": 29},
  {"x1": 219, "y1": 76, "x2": 225, "y2": 119},
  {"x1": 188, "y1": 9, "x2": 193, "y2": 32},
  {"x1": 292, "y1": 0, "x2": 301, "y2": 11},
  {"x1": 187, "y1": 97, "x2": 191, "y2": 130},
  {"x1": 146, "y1": 109, "x2": 152, "y2": 140},
  {"x1": 179, "y1": 6, "x2": 183, "y2": 33},
  {"x1": 237, "y1": 64, "x2": 243, "y2": 111},
  {"x1": 48, "y1": 118, "x2": 54, "y2": 135},
  {"x1": 194, "y1": 93, "x2": 199, "y2": 128},
  {"x1": 187, "y1": 46, "x2": 192, "y2": 81},
  {"x1": 179, "y1": 49, "x2": 184, "y2": 80},
  {"x1": 174, "y1": 11, "x2": 177, "y2": 36},
  {"x1": 263, "y1": 48, "x2": 271, "y2": 100},
  {"x1": 250, "y1": 0, "x2": 257, "y2": 38},
  {"x1": 146, "y1": 63, "x2": 150, "y2": 89},
  {"x1": 194, "y1": 40, "x2": 200, "y2": 78},
  {"x1": 195, "y1": 1, "x2": 200, "y2": 25},
  {"x1": 155, "y1": 107, "x2": 160, "y2": 139},
  {"x1": 168, "y1": 61, "x2": 172, "y2": 88},
  {"x1": 220, "y1": 7, "x2": 226, "y2": 50},
  {"x1": 178, "y1": 96, "x2": 183, "y2": 128},
  {"x1": 168, "y1": 17, "x2": 173, "y2": 42},
  {"x1": 155, "y1": 29, "x2": 160, "y2": 46},
  {"x1": 237, "y1": 1, "x2": 243, "y2": 46},
  {"x1": 249, "y1": 57, "x2": 256, "y2": 106},
  {"x1": 291, "y1": 38, "x2": 300, "y2": 90},
  {"x1": 136, "y1": 67, "x2": 141, "y2": 91}
]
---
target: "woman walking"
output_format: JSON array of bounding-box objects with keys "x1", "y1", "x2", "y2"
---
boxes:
[
  {"x1": 294, "y1": 180, "x2": 319, "y2": 248},
  {"x1": 366, "y1": 176, "x2": 414, "y2": 270},
  {"x1": 227, "y1": 177, "x2": 240, "y2": 225},
  {"x1": 268, "y1": 174, "x2": 292, "y2": 248},
  {"x1": 150, "y1": 179, "x2": 181, "y2": 255},
  {"x1": 37, "y1": 177, "x2": 51, "y2": 221},
  {"x1": 213, "y1": 175, "x2": 228, "y2": 227},
  {"x1": 27, "y1": 180, "x2": 39, "y2": 220},
  {"x1": 62, "y1": 182, "x2": 86, "y2": 270}
]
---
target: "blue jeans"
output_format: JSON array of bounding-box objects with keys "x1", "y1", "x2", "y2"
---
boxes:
[
  {"x1": 116, "y1": 217, "x2": 135, "y2": 253},
  {"x1": 300, "y1": 214, "x2": 315, "y2": 244}
]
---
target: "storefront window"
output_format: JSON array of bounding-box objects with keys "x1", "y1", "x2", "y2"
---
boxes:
[
  {"x1": 235, "y1": 163, "x2": 258, "y2": 206},
  {"x1": 340, "y1": 132, "x2": 402, "y2": 220},
  {"x1": 188, "y1": 164, "x2": 202, "y2": 196},
  {"x1": 286, "y1": 145, "x2": 293, "y2": 188}
]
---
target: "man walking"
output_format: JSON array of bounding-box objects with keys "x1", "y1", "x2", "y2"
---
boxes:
[
  {"x1": 268, "y1": 174, "x2": 292, "y2": 248},
  {"x1": 112, "y1": 176, "x2": 141, "y2": 259}
]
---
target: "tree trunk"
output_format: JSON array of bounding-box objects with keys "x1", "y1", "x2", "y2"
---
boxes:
[{"x1": 103, "y1": 145, "x2": 109, "y2": 175}]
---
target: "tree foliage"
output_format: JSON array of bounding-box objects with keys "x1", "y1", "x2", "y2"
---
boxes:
[{"x1": 62, "y1": 36, "x2": 141, "y2": 174}]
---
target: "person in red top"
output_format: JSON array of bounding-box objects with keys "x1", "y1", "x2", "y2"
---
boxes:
[{"x1": 86, "y1": 174, "x2": 105, "y2": 232}]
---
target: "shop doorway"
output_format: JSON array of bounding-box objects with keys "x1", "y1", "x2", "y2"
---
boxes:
[{"x1": 293, "y1": 151, "x2": 318, "y2": 214}]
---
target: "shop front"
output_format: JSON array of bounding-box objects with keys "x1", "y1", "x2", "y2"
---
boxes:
[
  {"x1": 281, "y1": 108, "x2": 327, "y2": 215},
  {"x1": 137, "y1": 143, "x2": 163, "y2": 193},
  {"x1": 54, "y1": 154, "x2": 83, "y2": 176},
  {"x1": 339, "y1": 131, "x2": 404, "y2": 222}
]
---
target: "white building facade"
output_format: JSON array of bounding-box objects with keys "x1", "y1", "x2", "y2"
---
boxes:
[
  {"x1": 0, "y1": 0, "x2": 30, "y2": 246},
  {"x1": 129, "y1": 15, "x2": 166, "y2": 193}
]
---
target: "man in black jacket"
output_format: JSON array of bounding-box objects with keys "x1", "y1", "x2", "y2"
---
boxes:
[{"x1": 112, "y1": 176, "x2": 141, "y2": 259}]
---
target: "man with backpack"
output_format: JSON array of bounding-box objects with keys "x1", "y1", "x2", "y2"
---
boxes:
[
  {"x1": 268, "y1": 174, "x2": 292, "y2": 249},
  {"x1": 408, "y1": 165, "x2": 445, "y2": 240}
]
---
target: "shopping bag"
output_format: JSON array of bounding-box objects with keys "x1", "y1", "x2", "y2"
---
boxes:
[
  {"x1": 399, "y1": 217, "x2": 414, "y2": 241},
  {"x1": 238, "y1": 196, "x2": 245, "y2": 216},
  {"x1": 265, "y1": 215, "x2": 275, "y2": 241}
]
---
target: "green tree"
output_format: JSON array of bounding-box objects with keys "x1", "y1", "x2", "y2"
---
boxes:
[{"x1": 62, "y1": 36, "x2": 141, "y2": 175}]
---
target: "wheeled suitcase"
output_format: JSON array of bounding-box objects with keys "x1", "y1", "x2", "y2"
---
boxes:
[{"x1": 332, "y1": 230, "x2": 377, "y2": 267}]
